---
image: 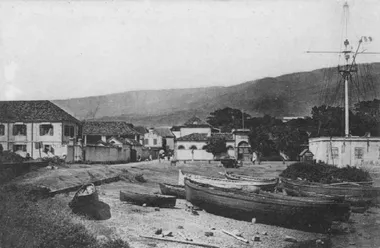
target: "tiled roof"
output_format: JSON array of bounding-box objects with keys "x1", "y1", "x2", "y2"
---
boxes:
[
  {"x1": 107, "y1": 136, "x2": 142, "y2": 147},
  {"x1": 177, "y1": 133, "x2": 208, "y2": 141},
  {"x1": 0, "y1": 100, "x2": 79, "y2": 123},
  {"x1": 82, "y1": 121, "x2": 140, "y2": 136},
  {"x1": 154, "y1": 127, "x2": 175, "y2": 137},
  {"x1": 134, "y1": 126, "x2": 148, "y2": 135},
  {"x1": 212, "y1": 133, "x2": 234, "y2": 141}
]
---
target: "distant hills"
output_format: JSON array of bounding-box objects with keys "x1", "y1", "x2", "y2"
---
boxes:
[{"x1": 53, "y1": 63, "x2": 380, "y2": 126}]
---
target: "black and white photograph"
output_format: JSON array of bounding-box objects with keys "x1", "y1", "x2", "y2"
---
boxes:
[{"x1": 0, "y1": 0, "x2": 380, "y2": 247}]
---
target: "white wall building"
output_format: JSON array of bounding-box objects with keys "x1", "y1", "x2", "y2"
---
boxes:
[{"x1": 309, "y1": 137, "x2": 380, "y2": 167}]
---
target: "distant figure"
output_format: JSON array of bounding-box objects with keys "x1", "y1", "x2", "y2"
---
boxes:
[
  {"x1": 149, "y1": 154, "x2": 152, "y2": 161},
  {"x1": 25, "y1": 153, "x2": 31, "y2": 160},
  {"x1": 279, "y1": 151, "x2": 289, "y2": 164},
  {"x1": 137, "y1": 155, "x2": 141, "y2": 162},
  {"x1": 252, "y1": 152, "x2": 257, "y2": 165}
]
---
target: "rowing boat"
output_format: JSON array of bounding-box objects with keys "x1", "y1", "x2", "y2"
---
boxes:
[
  {"x1": 185, "y1": 178, "x2": 350, "y2": 233},
  {"x1": 281, "y1": 177, "x2": 379, "y2": 211},
  {"x1": 120, "y1": 190, "x2": 177, "y2": 208},
  {"x1": 220, "y1": 172, "x2": 278, "y2": 191},
  {"x1": 159, "y1": 183, "x2": 186, "y2": 199},
  {"x1": 178, "y1": 170, "x2": 261, "y2": 192}
]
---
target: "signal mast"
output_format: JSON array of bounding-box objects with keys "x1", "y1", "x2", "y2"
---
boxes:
[{"x1": 306, "y1": 1, "x2": 379, "y2": 137}]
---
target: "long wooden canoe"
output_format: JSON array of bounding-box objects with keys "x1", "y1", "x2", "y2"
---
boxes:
[
  {"x1": 280, "y1": 177, "x2": 379, "y2": 210},
  {"x1": 159, "y1": 183, "x2": 186, "y2": 199},
  {"x1": 185, "y1": 178, "x2": 350, "y2": 233},
  {"x1": 120, "y1": 190, "x2": 176, "y2": 208},
  {"x1": 220, "y1": 172, "x2": 278, "y2": 191},
  {"x1": 178, "y1": 170, "x2": 274, "y2": 192}
]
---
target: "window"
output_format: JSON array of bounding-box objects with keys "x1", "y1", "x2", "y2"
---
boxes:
[
  {"x1": 332, "y1": 147, "x2": 339, "y2": 159},
  {"x1": 153, "y1": 139, "x2": 157, "y2": 145},
  {"x1": 13, "y1": 144, "x2": 26, "y2": 152},
  {"x1": 13, "y1": 124, "x2": 26, "y2": 136},
  {"x1": 144, "y1": 139, "x2": 149, "y2": 145},
  {"x1": 178, "y1": 145, "x2": 185, "y2": 150},
  {"x1": 64, "y1": 125, "x2": 75, "y2": 137},
  {"x1": 190, "y1": 145, "x2": 197, "y2": 150},
  {"x1": 0, "y1": 124, "x2": 4, "y2": 136},
  {"x1": 40, "y1": 124, "x2": 53, "y2": 136},
  {"x1": 354, "y1": 147, "x2": 364, "y2": 159}
]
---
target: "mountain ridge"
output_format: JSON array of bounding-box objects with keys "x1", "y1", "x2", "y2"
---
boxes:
[{"x1": 53, "y1": 63, "x2": 380, "y2": 126}]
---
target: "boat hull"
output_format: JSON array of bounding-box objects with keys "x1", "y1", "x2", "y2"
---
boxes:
[
  {"x1": 222, "y1": 172, "x2": 278, "y2": 191},
  {"x1": 119, "y1": 190, "x2": 176, "y2": 208},
  {"x1": 159, "y1": 183, "x2": 186, "y2": 199},
  {"x1": 281, "y1": 177, "x2": 379, "y2": 210},
  {"x1": 185, "y1": 178, "x2": 350, "y2": 233}
]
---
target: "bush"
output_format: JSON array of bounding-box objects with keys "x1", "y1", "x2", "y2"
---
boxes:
[
  {"x1": 280, "y1": 162, "x2": 372, "y2": 183},
  {"x1": 0, "y1": 184, "x2": 130, "y2": 248}
]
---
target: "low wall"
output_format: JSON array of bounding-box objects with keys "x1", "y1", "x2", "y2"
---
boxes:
[
  {"x1": 85, "y1": 146, "x2": 131, "y2": 162},
  {"x1": 175, "y1": 149, "x2": 214, "y2": 161},
  {"x1": 66, "y1": 145, "x2": 131, "y2": 163}
]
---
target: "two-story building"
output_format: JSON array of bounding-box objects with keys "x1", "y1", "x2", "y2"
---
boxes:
[
  {"x1": 144, "y1": 127, "x2": 175, "y2": 150},
  {"x1": 174, "y1": 116, "x2": 251, "y2": 161},
  {"x1": 0, "y1": 100, "x2": 80, "y2": 159}
]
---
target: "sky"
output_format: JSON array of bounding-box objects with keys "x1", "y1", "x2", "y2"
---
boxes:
[{"x1": 0, "y1": 0, "x2": 380, "y2": 101}]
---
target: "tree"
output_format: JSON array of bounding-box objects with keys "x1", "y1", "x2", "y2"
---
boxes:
[
  {"x1": 206, "y1": 107, "x2": 251, "y2": 132},
  {"x1": 352, "y1": 99, "x2": 380, "y2": 136},
  {"x1": 205, "y1": 136, "x2": 227, "y2": 156}
]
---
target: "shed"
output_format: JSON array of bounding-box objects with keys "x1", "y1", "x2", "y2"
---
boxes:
[{"x1": 299, "y1": 149, "x2": 314, "y2": 163}]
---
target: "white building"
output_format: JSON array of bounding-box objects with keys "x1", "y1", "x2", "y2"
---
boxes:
[
  {"x1": 0, "y1": 100, "x2": 80, "y2": 159},
  {"x1": 309, "y1": 136, "x2": 380, "y2": 167}
]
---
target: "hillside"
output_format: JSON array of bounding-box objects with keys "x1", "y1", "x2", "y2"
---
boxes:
[{"x1": 53, "y1": 63, "x2": 380, "y2": 126}]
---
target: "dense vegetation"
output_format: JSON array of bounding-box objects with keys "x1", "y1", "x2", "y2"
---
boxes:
[
  {"x1": 280, "y1": 162, "x2": 372, "y2": 183},
  {"x1": 206, "y1": 99, "x2": 380, "y2": 160},
  {"x1": 0, "y1": 184, "x2": 130, "y2": 248}
]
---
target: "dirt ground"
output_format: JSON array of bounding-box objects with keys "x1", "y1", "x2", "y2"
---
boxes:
[{"x1": 17, "y1": 160, "x2": 380, "y2": 248}]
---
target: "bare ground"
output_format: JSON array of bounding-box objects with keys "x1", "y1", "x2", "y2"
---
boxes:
[{"x1": 15, "y1": 160, "x2": 380, "y2": 248}]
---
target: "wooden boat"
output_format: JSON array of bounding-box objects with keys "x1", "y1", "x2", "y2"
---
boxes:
[
  {"x1": 220, "y1": 172, "x2": 278, "y2": 191},
  {"x1": 178, "y1": 170, "x2": 261, "y2": 192},
  {"x1": 280, "y1": 177, "x2": 379, "y2": 210},
  {"x1": 120, "y1": 190, "x2": 176, "y2": 208},
  {"x1": 185, "y1": 178, "x2": 350, "y2": 233},
  {"x1": 159, "y1": 183, "x2": 186, "y2": 199},
  {"x1": 69, "y1": 183, "x2": 99, "y2": 208}
]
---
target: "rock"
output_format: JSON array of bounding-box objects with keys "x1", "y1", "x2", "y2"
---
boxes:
[
  {"x1": 315, "y1": 239, "x2": 324, "y2": 245},
  {"x1": 155, "y1": 228, "x2": 162, "y2": 235},
  {"x1": 205, "y1": 232, "x2": 214, "y2": 237},
  {"x1": 162, "y1": 231, "x2": 172, "y2": 237},
  {"x1": 251, "y1": 218, "x2": 256, "y2": 224},
  {"x1": 211, "y1": 227, "x2": 216, "y2": 230},
  {"x1": 96, "y1": 235, "x2": 109, "y2": 244},
  {"x1": 154, "y1": 207, "x2": 160, "y2": 211},
  {"x1": 142, "y1": 203, "x2": 147, "y2": 207},
  {"x1": 349, "y1": 242, "x2": 356, "y2": 245},
  {"x1": 253, "y1": 236, "x2": 260, "y2": 242},
  {"x1": 191, "y1": 210, "x2": 199, "y2": 216},
  {"x1": 284, "y1": 236, "x2": 297, "y2": 243},
  {"x1": 262, "y1": 232, "x2": 268, "y2": 236},
  {"x1": 177, "y1": 225, "x2": 184, "y2": 229},
  {"x1": 147, "y1": 243, "x2": 157, "y2": 247}
]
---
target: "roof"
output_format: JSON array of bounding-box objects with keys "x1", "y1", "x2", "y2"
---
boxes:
[
  {"x1": 183, "y1": 116, "x2": 211, "y2": 127},
  {"x1": 82, "y1": 121, "x2": 140, "y2": 136},
  {"x1": 107, "y1": 136, "x2": 142, "y2": 147},
  {"x1": 299, "y1": 149, "x2": 313, "y2": 156},
  {"x1": 134, "y1": 126, "x2": 148, "y2": 135},
  {"x1": 154, "y1": 127, "x2": 175, "y2": 137},
  {"x1": 177, "y1": 133, "x2": 209, "y2": 141},
  {"x1": 212, "y1": 133, "x2": 234, "y2": 141},
  {"x1": 171, "y1": 126, "x2": 181, "y2": 132},
  {"x1": 0, "y1": 100, "x2": 79, "y2": 123}
]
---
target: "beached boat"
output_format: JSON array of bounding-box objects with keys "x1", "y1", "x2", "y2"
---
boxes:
[
  {"x1": 185, "y1": 178, "x2": 350, "y2": 233},
  {"x1": 220, "y1": 172, "x2": 278, "y2": 191},
  {"x1": 280, "y1": 177, "x2": 379, "y2": 210},
  {"x1": 178, "y1": 170, "x2": 261, "y2": 192},
  {"x1": 69, "y1": 183, "x2": 99, "y2": 208},
  {"x1": 119, "y1": 190, "x2": 176, "y2": 208},
  {"x1": 159, "y1": 183, "x2": 186, "y2": 199}
]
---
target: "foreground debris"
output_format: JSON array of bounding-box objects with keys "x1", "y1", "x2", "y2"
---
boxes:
[{"x1": 140, "y1": 235, "x2": 219, "y2": 248}]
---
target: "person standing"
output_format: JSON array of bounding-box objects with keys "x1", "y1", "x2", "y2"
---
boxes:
[{"x1": 252, "y1": 151, "x2": 257, "y2": 165}]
